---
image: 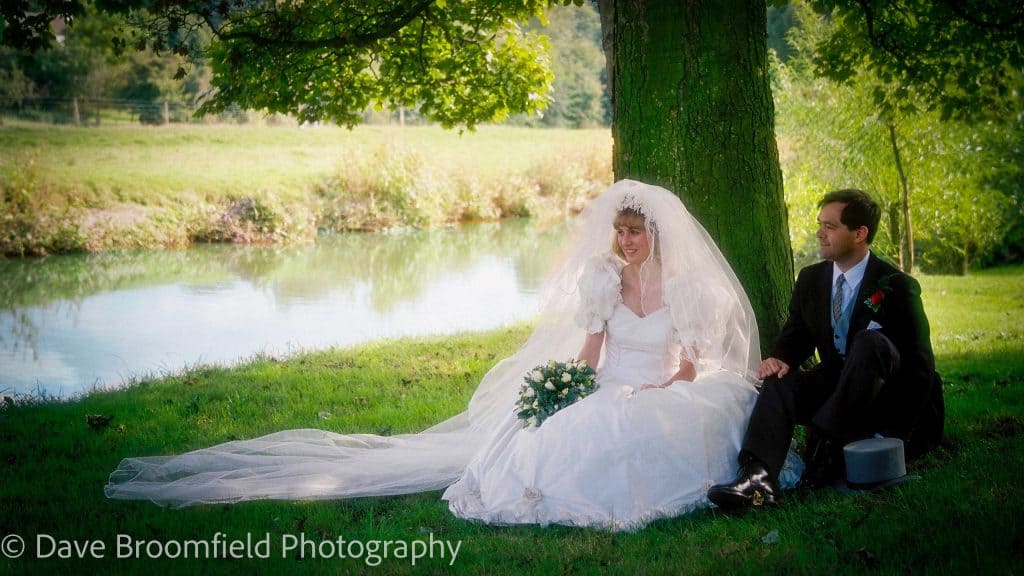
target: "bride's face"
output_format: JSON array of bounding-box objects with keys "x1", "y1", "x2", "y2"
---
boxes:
[{"x1": 615, "y1": 216, "x2": 651, "y2": 264}]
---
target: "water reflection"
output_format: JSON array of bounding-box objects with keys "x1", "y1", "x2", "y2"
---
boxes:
[{"x1": 0, "y1": 219, "x2": 568, "y2": 397}]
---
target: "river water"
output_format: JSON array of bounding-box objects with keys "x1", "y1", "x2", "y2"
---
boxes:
[{"x1": 0, "y1": 220, "x2": 568, "y2": 398}]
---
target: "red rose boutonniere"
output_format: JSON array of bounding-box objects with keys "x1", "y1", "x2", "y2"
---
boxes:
[
  {"x1": 863, "y1": 274, "x2": 897, "y2": 314},
  {"x1": 865, "y1": 290, "x2": 884, "y2": 312}
]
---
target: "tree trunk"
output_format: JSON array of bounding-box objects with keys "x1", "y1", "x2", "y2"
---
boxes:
[
  {"x1": 887, "y1": 119, "x2": 914, "y2": 273},
  {"x1": 962, "y1": 242, "x2": 970, "y2": 276},
  {"x1": 163, "y1": 100, "x2": 170, "y2": 125},
  {"x1": 605, "y1": 0, "x2": 793, "y2": 351},
  {"x1": 72, "y1": 96, "x2": 81, "y2": 126},
  {"x1": 888, "y1": 201, "x2": 903, "y2": 269}
]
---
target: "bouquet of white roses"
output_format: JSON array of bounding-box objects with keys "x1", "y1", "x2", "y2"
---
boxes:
[{"x1": 516, "y1": 358, "x2": 598, "y2": 427}]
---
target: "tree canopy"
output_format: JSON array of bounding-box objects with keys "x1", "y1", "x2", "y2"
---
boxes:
[
  {"x1": 6, "y1": 0, "x2": 1019, "y2": 128},
  {"x1": 804, "y1": 0, "x2": 1024, "y2": 121},
  {"x1": 3, "y1": 0, "x2": 567, "y2": 128}
]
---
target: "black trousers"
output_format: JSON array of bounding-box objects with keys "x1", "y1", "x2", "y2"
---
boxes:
[{"x1": 739, "y1": 329, "x2": 901, "y2": 480}]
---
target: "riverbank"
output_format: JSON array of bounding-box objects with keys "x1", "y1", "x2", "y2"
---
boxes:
[
  {"x1": 0, "y1": 122, "x2": 611, "y2": 256},
  {"x1": 0, "y1": 219, "x2": 565, "y2": 397},
  {"x1": 1, "y1": 268, "x2": 1021, "y2": 574}
]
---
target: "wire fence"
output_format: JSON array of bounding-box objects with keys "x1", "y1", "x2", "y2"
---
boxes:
[
  {"x1": 0, "y1": 96, "x2": 433, "y2": 127},
  {"x1": 1, "y1": 96, "x2": 262, "y2": 126}
]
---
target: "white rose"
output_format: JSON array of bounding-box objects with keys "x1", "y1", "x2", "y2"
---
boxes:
[
  {"x1": 561, "y1": 373, "x2": 571, "y2": 383},
  {"x1": 524, "y1": 387, "x2": 536, "y2": 398},
  {"x1": 532, "y1": 400, "x2": 539, "y2": 409},
  {"x1": 544, "y1": 381, "x2": 556, "y2": 391},
  {"x1": 560, "y1": 389, "x2": 568, "y2": 397},
  {"x1": 531, "y1": 370, "x2": 543, "y2": 382}
]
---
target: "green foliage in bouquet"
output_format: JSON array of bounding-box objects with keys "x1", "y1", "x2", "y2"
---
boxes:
[{"x1": 516, "y1": 359, "x2": 598, "y2": 428}]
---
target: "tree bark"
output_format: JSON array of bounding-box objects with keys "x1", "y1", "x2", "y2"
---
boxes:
[
  {"x1": 72, "y1": 96, "x2": 81, "y2": 126},
  {"x1": 605, "y1": 0, "x2": 793, "y2": 351}
]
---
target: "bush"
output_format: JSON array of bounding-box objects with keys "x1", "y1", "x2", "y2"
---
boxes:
[
  {"x1": 314, "y1": 141, "x2": 611, "y2": 232},
  {"x1": 0, "y1": 160, "x2": 87, "y2": 256},
  {"x1": 190, "y1": 194, "x2": 315, "y2": 245},
  {"x1": 316, "y1": 144, "x2": 458, "y2": 231}
]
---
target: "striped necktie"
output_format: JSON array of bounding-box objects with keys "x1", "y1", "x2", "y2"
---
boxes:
[{"x1": 833, "y1": 274, "x2": 846, "y2": 324}]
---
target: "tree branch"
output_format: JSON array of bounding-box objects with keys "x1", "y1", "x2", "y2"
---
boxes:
[
  {"x1": 217, "y1": 0, "x2": 433, "y2": 50},
  {"x1": 942, "y1": 0, "x2": 1024, "y2": 33}
]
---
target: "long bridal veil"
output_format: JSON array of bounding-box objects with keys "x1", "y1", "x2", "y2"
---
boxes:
[{"x1": 105, "y1": 180, "x2": 764, "y2": 507}]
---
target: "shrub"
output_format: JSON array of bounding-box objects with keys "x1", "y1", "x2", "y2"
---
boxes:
[{"x1": 0, "y1": 159, "x2": 87, "y2": 256}]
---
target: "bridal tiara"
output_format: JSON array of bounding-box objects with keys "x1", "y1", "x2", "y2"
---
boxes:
[
  {"x1": 619, "y1": 192, "x2": 645, "y2": 215},
  {"x1": 618, "y1": 192, "x2": 658, "y2": 232}
]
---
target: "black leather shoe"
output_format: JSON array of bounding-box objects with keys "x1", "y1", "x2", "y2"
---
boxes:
[{"x1": 707, "y1": 461, "x2": 780, "y2": 509}]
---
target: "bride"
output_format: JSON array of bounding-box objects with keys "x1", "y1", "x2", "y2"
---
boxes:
[{"x1": 105, "y1": 180, "x2": 799, "y2": 530}]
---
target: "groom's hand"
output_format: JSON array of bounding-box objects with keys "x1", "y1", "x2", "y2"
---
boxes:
[{"x1": 756, "y1": 357, "x2": 790, "y2": 380}]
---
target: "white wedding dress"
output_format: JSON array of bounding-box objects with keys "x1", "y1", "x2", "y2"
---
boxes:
[{"x1": 443, "y1": 298, "x2": 761, "y2": 531}]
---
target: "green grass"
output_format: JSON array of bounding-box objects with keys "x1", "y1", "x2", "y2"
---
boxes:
[
  {"x1": 1, "y1": 268, "x2": 1023, "y2": 575},
  {"x1": 0, "y1": 121, "x2": 609, "y2": 201},
  {"x1": 0, "y1": 121, "x2": 612, "y2": 255}
]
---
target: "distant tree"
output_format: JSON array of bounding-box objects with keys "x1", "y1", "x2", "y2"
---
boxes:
[
  {"x1": 531, "y1": 3, "x2": 607, "y2": 128},
  {"x1": 776, "y1": 2, "x2": 1020, "y2": 274},
  {"x1": 778, "y1": 0, "x2": 1024, "y2": 273},
  {"x1": 766, "y1": 4, "x2": 797, "y2": 62},
  {"x1": 14, "y1": 3, "x2": 123, "y2": 123},
  {"x1": 114, "y1": 50, "x2": 193, "y2": 124},
  {"x1": 0, "y1": 49, "x2": 36, "y2": 120}
]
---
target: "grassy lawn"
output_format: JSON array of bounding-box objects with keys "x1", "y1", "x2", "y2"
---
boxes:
[
  {"x1": 0, "y1": 267, "x2": 1021, "y2": 574},
  {"x1": 0, "y1": 121, "x2": 610, "y2": 202},
  {"x1": 0, "y1": 122, "x2": 612, "y2": 255}
]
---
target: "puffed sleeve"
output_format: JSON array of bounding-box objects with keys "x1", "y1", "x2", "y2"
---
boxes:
[
  {"x1": 665, "y1": 274, "x2": 724, "y2": 359},
  {"x1": 574, "y1": 253, "x2": 623, "y2": 334}
]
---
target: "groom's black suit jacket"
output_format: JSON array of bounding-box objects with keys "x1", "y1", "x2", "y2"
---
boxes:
[{"x1": 770, "y1": 252, "x2": 944, "y2": 457}]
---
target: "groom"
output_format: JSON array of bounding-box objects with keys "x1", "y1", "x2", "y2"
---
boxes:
[{"x1": 708, "y1": 189, "x2": 944, "y2": 509}]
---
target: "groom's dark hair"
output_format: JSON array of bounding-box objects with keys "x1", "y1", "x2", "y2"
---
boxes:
[{"x1": 818, "y1": 188, "x2": 882, "y2": 244}]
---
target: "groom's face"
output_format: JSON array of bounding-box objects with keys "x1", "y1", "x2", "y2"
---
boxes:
[{"x1": 816, "y1": 202, "x2": 857, "y2": 262}]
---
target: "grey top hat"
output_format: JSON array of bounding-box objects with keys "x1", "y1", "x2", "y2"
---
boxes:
[{"x1": 843, "y1": 437, "x2": 918, "y2": 491}]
